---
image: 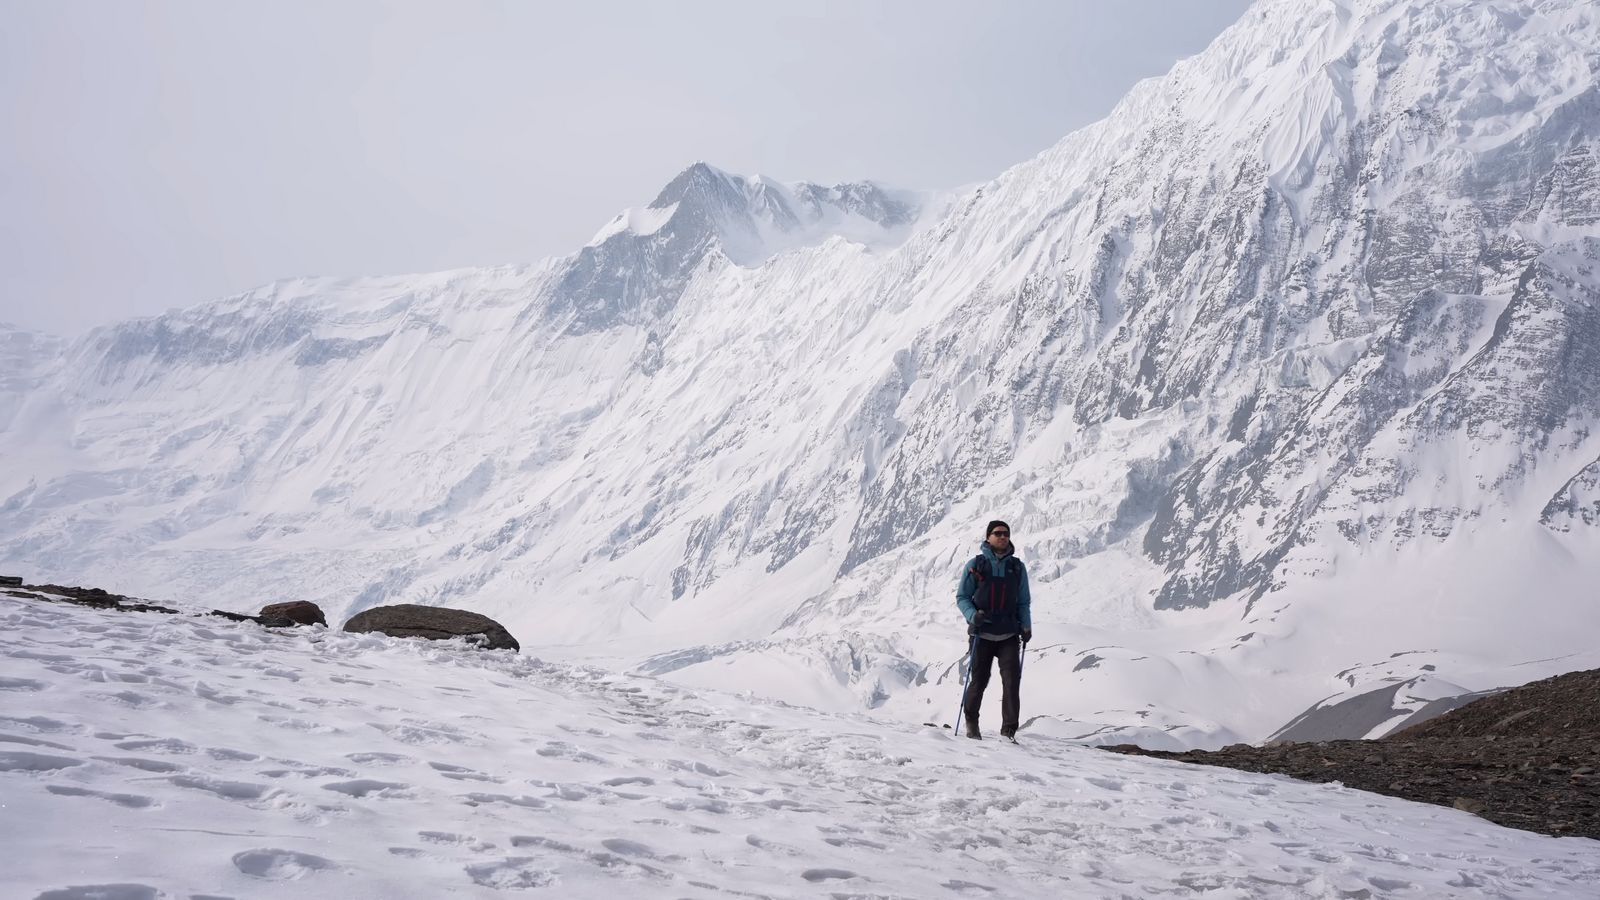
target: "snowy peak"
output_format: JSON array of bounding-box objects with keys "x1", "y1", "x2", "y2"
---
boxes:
[
  {"x1": 595, "y1": 161, "x2": 922, "y2": 266},
  {"x1": 560, "y1": 162, "x2": 924, "y2": 333},
  {"x1": 645, "y1": 161, "x2": 921, "y2": 257}
]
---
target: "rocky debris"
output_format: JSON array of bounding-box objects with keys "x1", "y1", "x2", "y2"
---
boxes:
[
  {"x1": 5, "y1": 582, "x2": 180, "y2": 615},
  {"x1": 208, "y1": 609, "x2": 297, "y2": 628},
  {"x1": 0, "y1": 575, "x2": 22, "y2": 586},
  {"x1": 4, "y1": 580, "x2": 296, "y2": 629},
  {"x1": 3, "y1": 580, "x2": 522, "y2": 655},
  {"x1": 1103, "y1": 668, "x2": 1600, "y2": 840},
  {"x1": 260, "y1": 600, "x2": 327, "y2": 627},
  {"x1": 343, "y1": 603, "x2": 520, "y2": 652},
  {"x1": 1388, "y1": 669, "x2": 1600, "y2": 743}
]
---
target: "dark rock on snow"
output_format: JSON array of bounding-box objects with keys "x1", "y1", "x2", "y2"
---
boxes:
[
  {"x1": 6, "y1": 581, "x2": 181, "y2": 615},
  {"x1": 343, "y1": 603, "x2": 520, "y2": 652},
  {"x1": 260, "y1": 600, "x2": 327, "y2": 627},
  {"x1": 208, "y1": 609, "x2": 296, "y2": 628},
  {"x1": 1104, "y1": 668, "x2": 1600, "y2": 840},
  {"x1": 3, "y1": 579, "x2": 519, "y2": 654}
]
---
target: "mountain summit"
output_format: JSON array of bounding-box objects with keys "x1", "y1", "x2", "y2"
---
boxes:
[{"x1": 555, "y1": 163, "x2": 924, "y2": 333}]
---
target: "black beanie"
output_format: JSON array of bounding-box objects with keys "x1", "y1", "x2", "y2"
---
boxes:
[{"x1": 985, "y1": 519, "x2": 1010, "y2": 537}]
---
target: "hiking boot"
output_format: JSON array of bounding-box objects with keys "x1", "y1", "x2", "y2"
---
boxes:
[
  {"x1": 964, "y1": 720, "x2": 982, "y2": 740},
  {"x1": 1000, "y1": 726, "x2": 1016, "y2": 741}
]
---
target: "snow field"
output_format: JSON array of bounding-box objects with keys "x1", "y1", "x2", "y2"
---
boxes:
[{"x1": 3, "y1": 597, "x2": 1598, "y2": 899}]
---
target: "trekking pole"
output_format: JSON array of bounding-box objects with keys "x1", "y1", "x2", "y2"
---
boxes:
[{"x1": 952, "y1": 632, "x2": 979, "y2": 731}]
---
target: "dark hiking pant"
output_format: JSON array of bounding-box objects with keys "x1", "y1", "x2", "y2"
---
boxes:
[{"x1": 963, "y1": 635, "x2": 1021, "y2": 733}]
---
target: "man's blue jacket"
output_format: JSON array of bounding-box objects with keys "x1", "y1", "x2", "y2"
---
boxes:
[{"x1": 955, "y1": 543, "x2": 1031, "y2": 637}]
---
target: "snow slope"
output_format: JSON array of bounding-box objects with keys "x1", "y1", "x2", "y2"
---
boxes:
[
  {"x1": 4, "y1": 596, "x2": 1599, "y2": 899},
  {"x1": 3, "y1": 0, "x2": 1600, "y2": 747}
]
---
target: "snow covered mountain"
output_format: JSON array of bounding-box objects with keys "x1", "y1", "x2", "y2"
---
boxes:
[{"x1": 5, "y1": 0, "x2": 1600, "y2": 749}]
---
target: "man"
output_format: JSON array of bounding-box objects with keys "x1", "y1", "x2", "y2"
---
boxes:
[{"x1": 955, "y1": 519, "x2": 1032, "y2": 740}]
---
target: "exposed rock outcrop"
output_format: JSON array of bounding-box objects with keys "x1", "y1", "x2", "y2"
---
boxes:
[
  {"x1": 260, "y1": 600, "x2": 327, "y2": 627},
  {"x1": 6, "y1": 580, "x2": 314, "y2": 630},
  {"x1": 1103, "y1": 668, "x2": 1600, "y2": 840},
  {"x1": 343, "y1": 604, "x2": 519, "y2": 652}
]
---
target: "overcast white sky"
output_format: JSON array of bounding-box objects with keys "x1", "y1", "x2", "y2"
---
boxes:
[{"x1": 1, "y1": 0, "x2": 1252, "y2": 336}]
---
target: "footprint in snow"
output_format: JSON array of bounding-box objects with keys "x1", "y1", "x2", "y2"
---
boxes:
[
  {"x1": 600, "y1": 838, "x2": 683, "y2": 862},
  {"x1": 191, "y1": 681, "x2": 245, "y2": 705},
  {"x1": 3, "y1": 649, "x2": 75, "y2": 663},
  {"x1": 256, "y1": 714, "x2": 340, "y2": 734},
  {"x1": 232, "y1": 848, "x2": 337, "y2": 880},
  {"x1": 556, "y1": 724, "x2": 610, "y2": 737},
  {"x1": 84, "y1": 690, "x2": 163, "y2": 710},
  {"x1": 636, "y1": 817, "x2": 720, "y2": 835},
  {"x1": 535, "y1": 741, "x2": 609, "y2": 764},
  {"x1": 661, "y1": 796, "x2": 731, "y2": 814},
  {"x1": 113, "y1": 738, "x2": 196, "y2": 755},
  {"x1": 260, "y1": 764, "x2": 356, "y2": 779},
  {"x1": 91, "y1": 756, "x2": 184, "y2": 773},
  {"x1": 429, "y1": 761, "x2": 501, "y2": 782},
  {"x1": 666, "y1": 759, "x2": 731, "y2": 777},
  {"x1": 510, "y1": 835, "x2": 672, "y2": 877},
  {"x1": 345, "y1": 751, "x2": 413, "y2": 765},
  {"x1": 419, "y1": 831, "x2": 497, "y2": 852},
  {"x1": 461, "y1": 792, "x2": 550, "y2": 810},
  {"x1": 745, "y1": 834, "x2": 802, "y2": 856},
  {"x1": 371, "y1": 722, "x2": 472, "y2": 746},
  {"x1": 322, "y1": 779, "x2": 412, "y2": 799},
  {"x1": 464, "y1": 857, "x2": 557, "y2": 890},
  {"x1": 1, "y1": 715, "x2": 81, "y2": 734},
  {"x1": 823, "y1": 836, "x2": 888, "y2": 850},
  {"x1": 1, "y1": 732, "x2": 75, "y2": 750},
  {"x1": 943, "y1": 879, "x2": 999, "y2": 893},
  {"x1": 801, "y1": 868, "x2": 859, "y2": 882},
  {"x1": 0, "y1": 750, "x2": 83, "y2": 772},
  {"x1": 760, "y1": 798, "x2": 807, "y2": 810},
  {"x1": 45, "y1": 784, "x2": 157, "y2": 808},
  {"x1": 167, "y1": 774, "x2": 273, "y2": 801},
  {"x1": 33, "y1": 884, "x2": 163, "y2": 900},
  {"x1": 548, "y1": 783, "x2": 596, "y2": 801}
]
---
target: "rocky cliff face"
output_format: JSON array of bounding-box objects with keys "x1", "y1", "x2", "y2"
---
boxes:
[{"x1": 3, "y1": 0, "x2": 1598, "y2": 746}]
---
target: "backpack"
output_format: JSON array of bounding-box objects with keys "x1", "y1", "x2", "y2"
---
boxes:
[{"x1": 968, "y1": 553, "x2": 1023, "y2": 633}]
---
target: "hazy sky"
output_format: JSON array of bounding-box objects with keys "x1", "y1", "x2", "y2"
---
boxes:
[{"x1": 1, "y1": 0, "x2": 1252, "y2": 336}]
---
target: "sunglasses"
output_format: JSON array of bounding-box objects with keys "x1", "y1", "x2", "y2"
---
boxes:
[{"x1": 989, "y1": 531, "x2": 1010, "y2": 537}]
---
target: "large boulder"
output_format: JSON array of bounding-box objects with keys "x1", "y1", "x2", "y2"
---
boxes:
[
  {"x1": 342, "y1": 604, "x2": 520, "y2": 651},
  {"x1": 260, "y1": 600, "x2": 327, "y2": 627}
]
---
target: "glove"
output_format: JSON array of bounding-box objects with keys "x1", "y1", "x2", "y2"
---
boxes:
[
  {"x1": 967, "y1": 610, "x2": 986, "y2": 636},
  {"x1": 1021, "y1": 628, "x2": 1032, "y2": 644}
]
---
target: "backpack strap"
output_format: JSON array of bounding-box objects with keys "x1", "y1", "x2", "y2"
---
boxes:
[{"x1": 968, "y1": 555, "x2": 987, "y2": 583}]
